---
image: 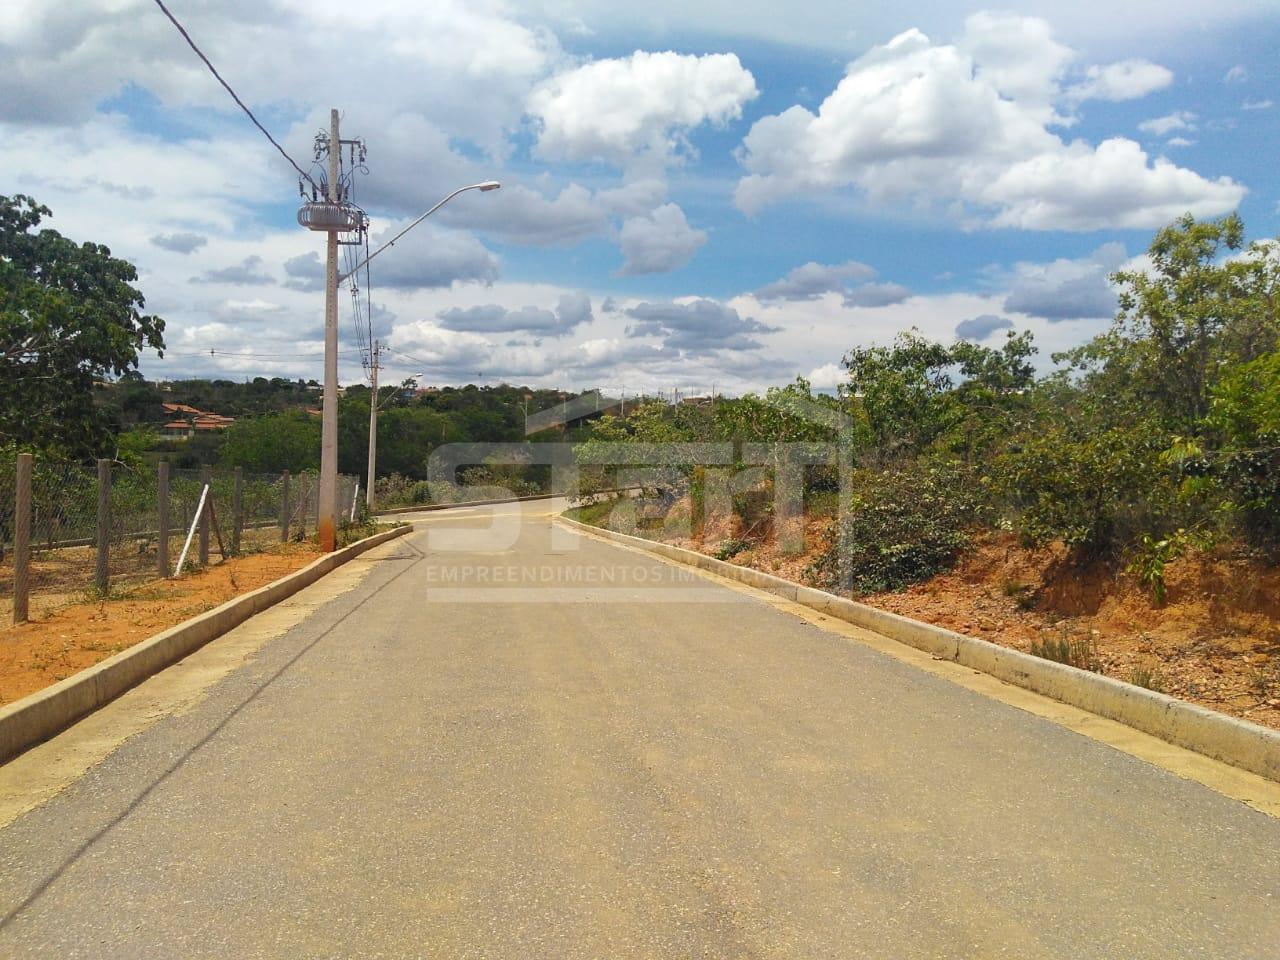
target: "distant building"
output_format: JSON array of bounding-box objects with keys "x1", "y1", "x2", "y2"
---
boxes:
[{"x1": 158, "y1": 402, "x2": 235, "y2": 439}]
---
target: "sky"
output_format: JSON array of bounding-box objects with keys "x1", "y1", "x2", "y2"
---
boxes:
[{"x1": 3, "y1": 0, "x2": 1279, "y2": 395}]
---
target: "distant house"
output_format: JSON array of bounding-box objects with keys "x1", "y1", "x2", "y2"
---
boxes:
[{"x1": 158, "y1": 402, "x2": 235, "y2": 439}]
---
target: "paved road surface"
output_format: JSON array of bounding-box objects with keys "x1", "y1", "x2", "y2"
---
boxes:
[{"x1": 1, "y1": 502, "x2": 1278, "y2": 958}]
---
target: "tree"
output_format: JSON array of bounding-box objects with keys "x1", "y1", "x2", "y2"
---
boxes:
[
  {"x1": 0, "y1": 194, "x2": 164, "y2": 457},
  {"x1": 842, "y1": 330, "x2": 1037, "y2": 465},
  {"x1": 219, "y1": 411, "x2": 320, "y2": 473},
  {"x1": 1066, "y1": 213, "x2": 1280, "y2": 429}
]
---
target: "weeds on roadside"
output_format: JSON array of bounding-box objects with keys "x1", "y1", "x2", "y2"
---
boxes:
[
  {"x1": 713, "y1": 537, "x2": 751, "y2": 561},
  {"x1": 1029, "y1": 634, "x2": 1100, "y2": 671},
  {"x1": 1000, "y1": 578, "x2": 1037, "y2": 610},
  {"x1": 1250, "y1": 662, "x2": 1279, "y2": 701},
  {"x1": 1129, "y1": 666, "x2": 1167, "y2": 692}
]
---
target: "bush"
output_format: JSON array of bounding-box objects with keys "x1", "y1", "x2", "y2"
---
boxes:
[
  {"x1": 809, "y1": 461, "x2": 989, "y2": 594},
  {"x1": 996, "y1": 423, "x2": 1175, "y2": 560},
  {"x1": 1208, "y1": 353, "x2": 1280, "y2": 555},
  {"x1": 374, "y1": 473, "x2": 415, "y2": 508}
]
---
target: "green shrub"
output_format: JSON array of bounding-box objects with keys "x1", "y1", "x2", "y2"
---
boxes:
[
  {"x1": 1124, "y1": 528, "x2": 1209, "y2": 605},
  {"x1": 713, "y1": 537, "x2": 751, "y2": 561},
  {"x1": 997, "y1": 423, "x2": 1175, "y2": 560},
  {"x1": 410, "y1": 481, "x2": 434, "y2": 504},
  {"x1": 1207, "y1": 353, "x2": 1280, "y2": 555},
  {"x1": 809, "y1": 461, "x2": 988, "y2": 594}
]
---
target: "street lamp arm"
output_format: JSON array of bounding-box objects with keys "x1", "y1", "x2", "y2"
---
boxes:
[{"x1": 338, "y1": 181, "x2": 500, "y2": 284}]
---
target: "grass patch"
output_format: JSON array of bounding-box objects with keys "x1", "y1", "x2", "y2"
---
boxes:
[
  {"x1": 1129, "y1": 666, "x2": 1167, "y2": 693},
  {"x1": 564, "y1": 500, "x2": 617, "y2": 527},
  {"x1": 1029, "y1": 634, "x2": 1100, "y2": 671}
]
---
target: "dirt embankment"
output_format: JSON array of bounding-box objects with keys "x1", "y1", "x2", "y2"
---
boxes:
[
  {"x1": 0, "y1": 542, "x2": 323, "y2": 706},
  {"x1": 630, "y1": 498, "x2": 1280, "y2": 732}
]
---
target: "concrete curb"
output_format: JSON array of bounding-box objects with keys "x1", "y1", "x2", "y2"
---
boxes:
[
  {"x1": 0, "y1": 525, "x2": 411, "y2": 764},
  {"x1": 557, "y1": 515, "x2": 1280, "y2": 783}
]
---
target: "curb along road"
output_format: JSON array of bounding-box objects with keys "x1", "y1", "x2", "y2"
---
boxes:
[{"x1": 0, "y1": 525, "x2": 411, "y2": 764}]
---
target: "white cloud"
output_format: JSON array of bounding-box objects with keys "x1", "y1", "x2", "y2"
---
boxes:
[
  {"x1": 1000, "y1": 242, "x2": 1128, "y2": 320},
  {"x1": 842, "y1": 282, "x2": 912, "y2": 308},
  {"x1": 1138, "y1": 111, "x2": 1197, "y2": 137},
  {"x1": 363, "y1": 221, "x2": 500, "y2": 290},
  {"x1": 755, "y1": 260, "x2": 877, "y2": 301},
  {"x1": 518, "y1": 1, "x2": 1273, "y2": 61},
  {"x1": 955, "y1": 314, "x2": 1014, "y2": 340},
  {"x1": 1068, "y1": 60, "x2": 1173, "y2": 102},
  {"x1": 958, "y1": 11, "x2": 1075, "y2": 110},
  {"x1": 625, "y1": 299, "x2": 778, "y2": 353},
  {"x1": 441, "y1": 178, "x2": 667, "y2": 247},
  {"x1": 528, "y1": 50, "x2": 758, "y2": 167},
  {"x1": 436, "y1": 292, "x2": 593, "y2": 336},
  {"x1": 735, "y1": 17, "x2": 1244, "y2": 230},
  {"x1": 1224, "y1": 64, "x2": 1248, "y2": 84},
  {"x1": 982, "y1": 139, "x2": 1243, "y2": 230},
  {"x1": 151, "y1": 231, "x2": 208, "y2": 254},
  {"x1": 616, "y1": 203, "x2": 707, "y2": 275},
  {"x1": 806, "y1": 363, "x2": 845, "y2": 390},
  {"x1": 1242, "y1": 99, "x2": 1275, "y2": 111},
  {"x1": 191, "y1": 255, "x2": 276, "y2": 286},
  {"x1": 1166, "y1": 137, "x2": 1196, "y2": 148}
]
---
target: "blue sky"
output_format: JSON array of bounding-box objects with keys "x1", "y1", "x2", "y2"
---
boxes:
[{"x1": 3, "y1": 1, "x2": 1279, "y2": 393}]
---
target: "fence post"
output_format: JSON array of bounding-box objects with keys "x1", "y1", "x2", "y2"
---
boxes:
[
  {"x1": 13, "y1": 453, "x2": 32, "y2": 624},
  {"x1": 95, "y1": 459, "x2": 111, "y2": 595},
  {"x1": 280, "y1": 470, "x2": 291, "y2": 542},
  {"x1": 199, "y1": 464, "x2": 211, "y2": 566},
  {"x1": 158, "y1": 461, "x2": 170, "y2": 578},
  {"x1": 232, "y1": 467, "x2": 243, "y2": 557},
  {"x1": 297, "y1": 474, "x2": 309, "y2": 539}
]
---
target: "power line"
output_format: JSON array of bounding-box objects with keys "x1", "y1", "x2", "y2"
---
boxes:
[
  {"x1": 155, "y1": 349, "x2": 365, "y2": 360},
  {"x1": 150, "y1": 0, "x2": 318, "y2": 190}
]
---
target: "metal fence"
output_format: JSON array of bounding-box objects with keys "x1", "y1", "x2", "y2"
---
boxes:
[{"x1": 0, "y1": 455, "x2": 361, "y2": 624}]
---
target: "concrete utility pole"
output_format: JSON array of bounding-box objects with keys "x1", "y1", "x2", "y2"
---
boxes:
[
  {"x1": 365, "y1": 340, "x2": 379, "y2": 511},
  {"x1": 317, "y1": 107, "x2": 341, "y2": 552}
]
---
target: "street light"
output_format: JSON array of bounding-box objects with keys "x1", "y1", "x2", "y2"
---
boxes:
[
  {"x1": 338, "y1": 181, "x2": 501, "y2": 284},
  {"x1": 345, "y1": 182, "x2": 501, "y2": 517}
]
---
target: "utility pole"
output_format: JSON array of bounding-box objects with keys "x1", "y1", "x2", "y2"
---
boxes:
[
  {"x1": 317, "y1": 107, "x2": 340, "y2": 552},
  {"x1": 366, "y1": 340, "x2": 380, "y2": 511}
]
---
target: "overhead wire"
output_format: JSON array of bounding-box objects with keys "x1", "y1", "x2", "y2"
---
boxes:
[
  {"x1": 150, "y1": 3, "x2": 382, "y2": 383},
  {"x1": 157, "y1": 349, "x2": 366, "y2": 360},
  {"x1": 150, "y1": 0, "x2": 318, "y2": 191}
]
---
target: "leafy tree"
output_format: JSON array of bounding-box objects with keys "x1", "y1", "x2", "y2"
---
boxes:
[
  {"x1": 843, "y1": 332, "x2": 956, "y2": 462},
  {"x1": 843, "y1": 330, "x2": 1037, "y2": 465},
  {"x1": 0, "y1": 194, "x2": 164, "y2": 456},
  {"x1": 1064, "y1": 213, "x2": 1280, "y2": 429},
  {"x1": 219, "y1": 410, "x2": 320, "y2": 473}
]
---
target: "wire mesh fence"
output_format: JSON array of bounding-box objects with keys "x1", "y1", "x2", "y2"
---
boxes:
[{"x1": 1, "y1": 456, "x2": 363, "y2": 624}]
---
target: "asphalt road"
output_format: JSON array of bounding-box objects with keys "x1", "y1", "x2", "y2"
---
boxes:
[{"x1": 0, "y1": 501, "x2": 1278, "y2": 958}]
